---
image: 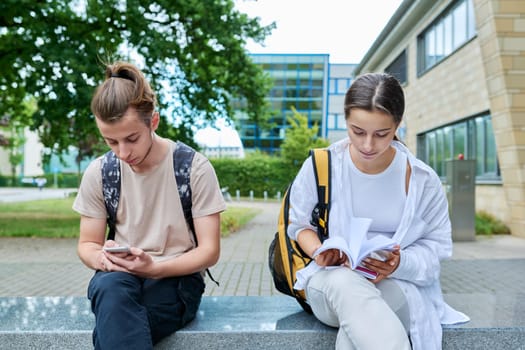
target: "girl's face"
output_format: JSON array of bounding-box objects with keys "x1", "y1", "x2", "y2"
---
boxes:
[
  {"x1": 346, "y1": 108, "x2": 398, "y2": 172},
  {"x1": 96, "y1": 108, "x2": 158, "y2": 167}
]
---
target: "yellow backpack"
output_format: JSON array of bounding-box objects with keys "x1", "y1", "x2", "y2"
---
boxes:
[{"x1": 268, "y1": 148, "x2": 331, "y2": 313}]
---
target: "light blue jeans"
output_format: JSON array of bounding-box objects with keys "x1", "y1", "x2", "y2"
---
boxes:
[{"x1": 306, "y1": 267, "x2": 411, "y2": 350}]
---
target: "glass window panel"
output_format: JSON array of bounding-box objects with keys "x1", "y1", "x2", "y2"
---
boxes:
[
  {"x1": 443, "y1": 126, "x2": 452, "y2": 161},
  {"x1": 240, "y1": 125, "x2": 256, "y2": 137},
  {"x1": 286, "y1": 78, "x2": 297, "y2": 86},
  {"x1": 310, "y1": 112, "x2": 323, "y2": 125},
  {"x1": 311, "y1": 79, "x2": 324, "y2": 87},
  {"x1": 273, "y1": 79, "x2": 285, "y2": 87},
  {"x1": 269, "y1": 99, "x2": 282, "y2": 110},
  {"x1": 444, "y1": 15, "x2": 453, "y2": 55},
  {"x1": 327, "y1": 114, "x2": 336, "y2": 129},
  {"x1": 285, "y1": 89, "x2": 297, "y2": 98},
  {"x1": 298, "y1": 79, "x2": 312, "y2": 87},
  {"x1": 337, "y1": 79, "x2": 349, "y2": 93},
  {"x1": 386, "y1": 50, "x2": 407, "y2": 84},
  {"x1": 425, "y1": 28, "x2": 436, "y2": 66},
  {"x1": 435, "y1": 21, "x2": 444, "y2": 62},
  {"x1": 453, "y1": 123, "x2": 466, "y2": 158},
  {"x1": 310, "y1": 89, "x2": 323, "y2": 98},
  {"x1": 417, "y1": 36, "x2": 426, "y2": 73},
  {"x1": 337, "y1": 114, "x2": 347, "y2": 129},
  {"x1": 428, "y1": 133, "x2": 436, "y2": 168},
  {"x1": 435, "y1": 129, "x2": 444, "y2": 176},
  {"x1": 272, "y1": 88, "x2": 284, "y2": 98},
  {"x1": 329, "y1": 79, "x2": 336, "y2": 93},
  {"x1": 453, "y1": 1, "x2": 467, "y2": 49},
  {"x1": 485, "y1": 117, "x2": 497, "y2": 173},
  {"x1": 467, "y1": 0, "x2": 476, "y2": 38},
  {"x1": 296, "y1": 100, "x2": 312, "y2": 110},
  {"x1": 417, "y1": 134, "x2": 426, "y2": 160},
  {"x1": 475, "y1": 117, "x2": 484, "y2": 174}
]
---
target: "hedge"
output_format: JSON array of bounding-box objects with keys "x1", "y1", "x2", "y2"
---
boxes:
[
  {"x1": 1, "y1": 155, "x2": 295, "y2": 197},
  {"x1": 211, "y1": 154, "x2": 296, "y2": 199}
]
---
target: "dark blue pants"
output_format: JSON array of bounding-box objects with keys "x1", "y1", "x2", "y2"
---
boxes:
[{"x1": 87, "y1": 271, "x2": 204, "y2": 350}]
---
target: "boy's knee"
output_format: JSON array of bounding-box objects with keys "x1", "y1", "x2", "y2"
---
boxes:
[{"x1": 89, "y1": 272, "x2": 139, "y2": 301}]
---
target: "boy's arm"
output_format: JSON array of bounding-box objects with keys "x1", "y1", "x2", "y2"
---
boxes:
[
  {"x1": 105, "y1": 213, "x2": 221, "y2": 279},
  {"x1": 77, "y1": 215, "x2": 107, "y2": 271}
]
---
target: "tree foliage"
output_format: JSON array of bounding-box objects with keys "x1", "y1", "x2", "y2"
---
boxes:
[
  {"x1": 0, "y1": 0, "x2": 274, "y2": 162},
  {"x1": 280, "y1": 107, "x2": 330, "y2": 173}
]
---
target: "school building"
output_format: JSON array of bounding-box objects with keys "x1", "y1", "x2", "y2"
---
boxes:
[
  {"x1": 235, "y1": 54, "x2": 356, "y2": 153},
  {"x1": 354, "y1": 0, "x2": 525, "y2": 236}
]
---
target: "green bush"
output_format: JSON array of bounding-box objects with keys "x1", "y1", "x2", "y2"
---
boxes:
[
  {"x1": 0, "y1": 175, "x2": 15, "y2": 186},
  {"x1": 475, "y1": 210, "x2": 511, "y2": 235},
  {"x1": 0, "y1": 173, "x2": 80, "y2": 188},
  {"x1": 211, "y1": 153, "x2": 294, "y2": 198}
]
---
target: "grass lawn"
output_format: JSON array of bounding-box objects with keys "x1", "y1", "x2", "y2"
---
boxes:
[
  {"x1": 221, "y1": 205, "x2": 261, "y2": 237},
  {"x1": 0, "y1": 198, "x2": 261, "y2": 238},
  {"x1": 0, "y1": 198, "x2": 80, "y2": 238}
]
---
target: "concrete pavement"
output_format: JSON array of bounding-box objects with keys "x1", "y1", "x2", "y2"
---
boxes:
[
  {"x1": 2, "y1": 190, "x2": 525, "y2": 349},
  {"x1": 0, "y1": 187, "x2": 77, "y2": 203},
  {"x1": 1, "y1": 196, "x2": 525, "y2": 298}
]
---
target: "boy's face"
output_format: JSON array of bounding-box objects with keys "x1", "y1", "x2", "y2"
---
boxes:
[{"x1": 96, "y1": 108, "x2": 158, "y2": 167}]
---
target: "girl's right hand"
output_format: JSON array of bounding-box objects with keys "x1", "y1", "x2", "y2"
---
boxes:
[{"x1": 314, "y1": 249, "x2": 347, "y2": 267}]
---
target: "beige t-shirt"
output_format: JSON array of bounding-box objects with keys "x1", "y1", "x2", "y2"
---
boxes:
[{"x1": 73, "y1": 141, "x2": 226, "y2": 261}]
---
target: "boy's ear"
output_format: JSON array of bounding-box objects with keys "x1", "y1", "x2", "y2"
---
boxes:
[{"x1": 151, "y1": 111, "x2": 160, "y2": 131}]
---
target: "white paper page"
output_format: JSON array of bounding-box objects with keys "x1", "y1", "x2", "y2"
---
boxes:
[
  {"x1": 356, "y1": 235, "x2": 398, "y2": 264},
  {"x1": 312, "y1": 236, "x2": 351, "y2": 260},
  {"x1": 344, "y1": 217, "x2": 373, "y2": 268}
]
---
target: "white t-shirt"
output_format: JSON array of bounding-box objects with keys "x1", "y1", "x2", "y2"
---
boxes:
[
  {"x1": 346, "y1": 148, "x2": 407, "y2": 238},
  {"x1": 73, "y1": 140, "x2": 226, "y2": 262}
]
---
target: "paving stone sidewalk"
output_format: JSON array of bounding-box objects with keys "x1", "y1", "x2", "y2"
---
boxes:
[{"x1": 1, "y1": 200, "x2": 524, "y2": 299}]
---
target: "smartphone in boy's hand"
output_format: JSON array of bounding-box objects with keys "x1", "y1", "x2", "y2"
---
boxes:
[{"x1": 103, "y1": 246, "x2": 131, "y2": 253}]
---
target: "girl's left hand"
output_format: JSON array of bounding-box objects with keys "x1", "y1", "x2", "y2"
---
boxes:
[{"x1": 361, "y1": 245, "x2": 401, "y2": 284}]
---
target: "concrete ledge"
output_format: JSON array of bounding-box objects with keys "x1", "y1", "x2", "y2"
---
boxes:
[{"x1": 1, "y1": 295, "x2": 524, "y2": 349}]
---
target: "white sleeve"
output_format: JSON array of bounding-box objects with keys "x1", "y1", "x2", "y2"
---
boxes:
[
  {"x1": 391, "y1": 171, "x2": 452, "y2": 286},
  {"x1": 287, "y1": 156, "x2": 319, "y2": 241}
]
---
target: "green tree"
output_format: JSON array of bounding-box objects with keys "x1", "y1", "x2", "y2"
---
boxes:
[
  {"x1": 0, "y1": 0, "x2": 274, "y2": 164},
  {"x1": 280, "y1": 107, "x2": 329, "y2": 173}
]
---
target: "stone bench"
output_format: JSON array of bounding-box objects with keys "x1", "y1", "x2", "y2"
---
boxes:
[{"x1": 1, "y1": 295, "x2": 524, "y2": 349}]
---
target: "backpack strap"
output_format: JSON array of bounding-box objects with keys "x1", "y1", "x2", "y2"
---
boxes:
[
  {"x1": 174, "y1": 141, "x2": 219, "y2": 286},
  {"x1": 309, "y1": 148, "x2": 331, "y2": 240},
  {"x1": 101, "y1": 150, "x2": 120, "y2": 241},
  {"x1": 173, "y1": 141, "x2": 196, "y2": 235}
]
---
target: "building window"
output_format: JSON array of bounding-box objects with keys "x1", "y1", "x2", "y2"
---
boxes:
[
  {"x1": 385, "y1": 50, "x2": 407, "y2": 84},
  {"x1": 417, "y1": 0, "x2": 476, "y2": 75},
  {"x1": 327, "y1": 114, "x2": 347, "y2": 131},
  {"x1": 417, "y1": 114, "x2": 500, "y2": 182},
  {"x1": 329, "y1": 78, "x2": 352, "y2": 95},
  {"x1": 236, "y1": 54, "x2": 329, "y2": 153}
]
